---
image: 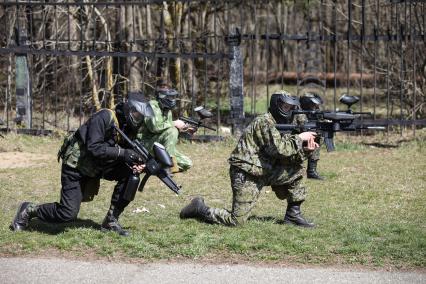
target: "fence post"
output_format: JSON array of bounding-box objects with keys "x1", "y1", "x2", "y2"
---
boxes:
[
  {"x1": 15, "y1": 23, "x2": 32, "y2": 128},
  {"x1": 227, "y1": 28, "x2": 244, "y2": 136}
]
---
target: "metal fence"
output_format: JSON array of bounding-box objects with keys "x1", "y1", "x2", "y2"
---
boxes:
[{"x1": 0, "y1": 0, "x2": 424, "y2": 135}]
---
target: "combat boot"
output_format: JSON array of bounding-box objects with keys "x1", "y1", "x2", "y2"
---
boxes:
[
  {"x1": 101, "y1": 208, "x2": 129, "y2": 237},
  {"x1": 307, "y1": 159, "x2": 324, "y2": 180},
  {"x1": 284, "y1": 201, "x2": 315, "y2": 228},
  {"x1": 10, "y1": 202, "x2": 38, "y2": 231},
  {"x1": 180, "y1": 197, "x2": 211, "y2": 221},
  {"x1": 170, "y1": 156, "x2": 180, "y2": 174}
]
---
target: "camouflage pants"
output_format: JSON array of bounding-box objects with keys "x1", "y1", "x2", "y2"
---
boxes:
[
  {"x1": 208, "y1": 165, "x2": 307, "y2": 226},
  {"x1": 138, "y1": 127, "x2": 192, "y2": 171},
  {"x1": 308, "y1": 147, "x2": 321, "y2": 161}
]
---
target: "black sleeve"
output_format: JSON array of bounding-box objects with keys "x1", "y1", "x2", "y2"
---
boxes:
[{"x1": 85, "y1": 109, "x2": 121, "y2": 160}]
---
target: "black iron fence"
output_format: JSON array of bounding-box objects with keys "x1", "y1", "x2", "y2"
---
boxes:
[{"x1": 0, "y1": 0, "x2": 424, "y2": 135}]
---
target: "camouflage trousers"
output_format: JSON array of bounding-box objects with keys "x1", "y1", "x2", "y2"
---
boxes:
[
  {"x1": 138, "y1": 127, "x2": 192, "y2": 171},
  {"x1": 308, "y1": 146, "x2": 321, "y2": 161},
  {"x1": 207, "y1": 165, "x2": 307, "y2": 226}
]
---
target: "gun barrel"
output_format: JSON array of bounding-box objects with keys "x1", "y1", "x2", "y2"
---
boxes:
[
  {"x1": 179, "y1": 116, "x2": 197, "y2": 125},
  {"x1": 158, "y1": 171, "x2": 181, "y2": 194},
  {"x1": 180, "y1": 116, "x2": 216, "y2": 131},
  {"x1": 366, "y1": 126, "x2": 386, "y2": 130},
  {"x1": 352, "y1": 111, "x2": 373, "y2": 116},
  {"x1": 202, "y1": 124, "x2": 216, "y2": 131}
]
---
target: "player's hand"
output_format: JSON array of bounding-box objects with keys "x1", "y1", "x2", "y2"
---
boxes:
[
  {"x1": 123, "y1": 149, "x2": 143, "y2": 165},
  {"x1": 173, "y1": 119, "x2": 186, "y2": 130},
  {"x1": 132, "y1": 164, "x2": 145, "y2": 174},
  {"x1": 298, "y1": 131, "x2": 319, "y2": 151},
  {"x1": 182, "y1": 125, "x2": 197, "y2": 135}
]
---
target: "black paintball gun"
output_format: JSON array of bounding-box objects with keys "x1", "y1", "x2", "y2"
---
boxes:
[
  {"x1": 276, "y1": 95, "x2": 384, "y2": 152},
  {"x1": 179, "y1": 106, "x2": 216, "y2": 132},
  {"x1": 291, "y1": 94, "x2": 372, "y2": 120},
  {"x1": 113, "y1": 125, "x2": 181, "y2": 195}
]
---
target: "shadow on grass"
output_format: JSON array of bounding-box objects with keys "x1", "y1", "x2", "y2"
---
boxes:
[
  {"x1": 361, "y1": 138, "x2": 417, "y2": 149},
  {"x1": 28, "y1": 218, "x2": 101, "y2": 235},
  {"x1": 248, "y1": 215, "x2": 285, "y2": 224},
  {"x1": 305, "y1": 172, "x2": 338, "y2": 180},
  {"x1": 181, "y1": 215, "x2": 284, "y2": 225},
  {"x1": 361, "y1": 142, "x2": 400, "y2": 148}
]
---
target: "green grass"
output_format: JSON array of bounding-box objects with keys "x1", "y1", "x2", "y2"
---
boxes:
[{"x1": 0, "y1": 131, "x2": 425, "y2": 269}]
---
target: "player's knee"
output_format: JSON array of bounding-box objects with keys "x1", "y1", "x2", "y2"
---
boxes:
[
  {"x1": 178, "y1": 159, "x2": 193, "y2": 171},
  {"x1": 271, "y1": 185, "x2": 289, "y2": 200},
  {"x1": 164, "y1": 126, "x2": 179, "y2": 140},
  {"x1": 58, "y1": 205, "x2": 79, "y2": 222}
]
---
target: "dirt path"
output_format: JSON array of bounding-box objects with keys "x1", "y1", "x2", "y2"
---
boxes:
[
  {"x1": 0, "y1": 257, "x2": 424, "y2": 284},
  {"x1": 0, "y1": 152, "x2": 52, "y2": 169}
]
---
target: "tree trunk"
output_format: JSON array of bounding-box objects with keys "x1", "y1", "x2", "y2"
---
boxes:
[
  {"x1": 127, "y1": 5, "x2": 142, "y2": 92},
  {"x1": 92, "y1": 6, "x2": 115, "y2": 108},
  {"x1": 165, "y1": 2, "x2": 183, "y2": 90}
]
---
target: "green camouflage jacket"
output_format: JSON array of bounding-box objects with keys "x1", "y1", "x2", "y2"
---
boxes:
[
  {"x1": 228, "y1": 112, "x2": 306, "y2": 176},
  {"x1": 137, "y1": 99, "x2": 173, "y2": 140}
]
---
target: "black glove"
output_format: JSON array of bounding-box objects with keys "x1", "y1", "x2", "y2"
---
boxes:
[{"x1": 121, "y1": 149, "x2": 143, "y2": 165}]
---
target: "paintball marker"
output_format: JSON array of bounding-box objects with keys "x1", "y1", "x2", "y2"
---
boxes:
[
  {"x1": 179, "y1": 106, "x2": 216, "y2": 132},
  {"x1": 113, "y1": 125, "x2": 181, "y2": 195},
  {"x1": 277, "y1": 95, "x2": 384, "y2": 152},
  {"x1": 291, "y1": 94, "x2": 372, "y2": 120}
]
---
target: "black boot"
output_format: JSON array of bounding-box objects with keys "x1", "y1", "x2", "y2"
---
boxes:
[
  {"x1": 10, "y1": 202, "x2": 38, "y2": 231},
  {"x1": 180, "y1": 197, "x2": 210, "y2": 221},
  {"x1": 284, "y1": 201, "x2": 315, "y2": 228},
  {"x1": 307, "y1": 159, "x2": 324, "y2": 180},
  {"x1": 101, "y1": 207, "x2": 129, "y2": 237}
]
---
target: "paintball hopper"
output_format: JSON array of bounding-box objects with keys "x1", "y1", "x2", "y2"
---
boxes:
[
  {"x1": 339, "y1": 94, "x2": 359, "y2": 109},
  {"x1": 194, "y1": 106, "x2": 213, "y2": 119},
  {"x1": 153, "y1": 142, "x2": 173, "y2": 168}
]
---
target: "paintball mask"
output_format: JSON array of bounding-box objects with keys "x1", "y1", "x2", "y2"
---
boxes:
[
  {"x1": 156, "y1": 88, "x2": 179, "y2": 111},
  {"x1": 300, "y1": 92, "x2": 324, "y2": 111},
  {"x1": 269, "y1": 90, "x2": 300, "y2": 123},
  {"x1": 123, "y1": 92, "x2": 154, "y2": 129}
]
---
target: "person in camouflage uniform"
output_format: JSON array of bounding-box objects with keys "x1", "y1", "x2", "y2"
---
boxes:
[
  {"x1": 10, "y1": 93, "x2": 153, "y2": 236},
  {"x1": 137, "y1": 85, "x2": 192, "y2": 173},
  {"x1": 180, "y1": 90, "x2": 318, "y2": 228},
  {"x1": 296, "y1": 92, "x2": 324, "y2": 180}
]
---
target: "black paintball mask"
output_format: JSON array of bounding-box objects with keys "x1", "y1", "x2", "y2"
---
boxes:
[
  {"x1": 269, "y1": 91, "x2": 300, "y2": 123},
  {"x1": 123, "y1": 92, "x2": 154, "y2": 130},
  {"x1": 300, "y1": 92, "x2": 324, "y2": 111},
  {"x1": 156, "y1": 87, "x2": 179, "y2": 111}
]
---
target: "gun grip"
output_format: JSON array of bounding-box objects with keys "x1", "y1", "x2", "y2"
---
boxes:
[
  {"x1": 139, "y1": 174, "x2": 150, "y2": 192},
  {"x1": 324, "y1": 137, "x2": 335, "y2": 152}
]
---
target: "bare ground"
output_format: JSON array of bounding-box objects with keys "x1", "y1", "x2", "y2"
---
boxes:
[{"x1": 0, "y1": 152, "x2": 53, "y2": 169}]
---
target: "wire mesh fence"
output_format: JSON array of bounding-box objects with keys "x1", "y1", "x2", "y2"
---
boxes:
[{"x1": 0, "y1": 0, "x2": 424, "y2": 135}]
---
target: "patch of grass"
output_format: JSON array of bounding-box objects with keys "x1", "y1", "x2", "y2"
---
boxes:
[
  {"x1": 0, "y1": 132, "x2": 425, "y2": 269},
  {"x1": 333, "y1": 141, "x2": 367, "y2": 152}
]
